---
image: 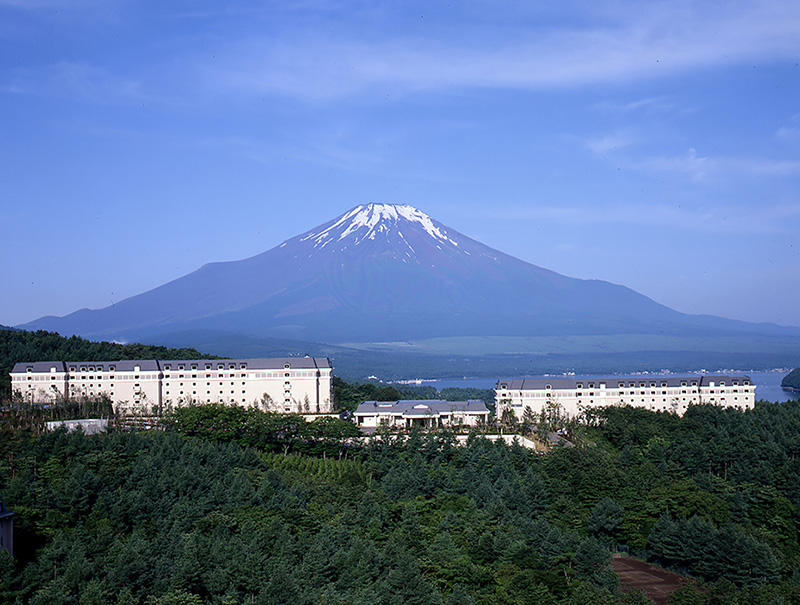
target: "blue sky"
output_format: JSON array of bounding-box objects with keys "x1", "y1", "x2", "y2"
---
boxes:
[{"x1": 2, "y1": 0, "x2": 799, "y2": 328}]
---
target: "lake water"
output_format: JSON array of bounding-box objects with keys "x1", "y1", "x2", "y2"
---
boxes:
[{"x1": 411, "y1": 371, "x2": 799, "y2": 403}]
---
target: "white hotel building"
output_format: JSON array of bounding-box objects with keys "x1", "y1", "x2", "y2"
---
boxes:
[
  {"x1": 11, "y1": 357, "x2": 333, "y2": 414},
  {"x1": 496, "y1": 374, "x2": 756, "y2": 418}
]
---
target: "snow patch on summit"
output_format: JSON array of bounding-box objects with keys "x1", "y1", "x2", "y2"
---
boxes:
[{"x1": 301, "y1": 203, "x2": 459, "y2": 249}]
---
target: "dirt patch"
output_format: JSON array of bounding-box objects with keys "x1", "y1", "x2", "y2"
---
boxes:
[{"x1": 611, "y1": 555, "x2": 691, "y2": 604}]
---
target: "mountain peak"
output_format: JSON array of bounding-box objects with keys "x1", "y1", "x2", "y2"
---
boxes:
[{"x1": 299, "y1": 203, "x2": 458, "y2": 250}]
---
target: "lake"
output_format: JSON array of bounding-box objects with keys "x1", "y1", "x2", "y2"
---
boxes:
[{"x1": 411, "y1": 370, "x2": 799, "y2": 403}]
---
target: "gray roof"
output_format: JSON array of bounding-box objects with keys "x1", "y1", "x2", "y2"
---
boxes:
[
  {"x1": 13, "y1": 357, "x2": 331, "y2": 374},
  {"x1": 63, "y1": 360, "x2": 160, "y2": 372},
  {"x1": 158, "y1": 358, "x2": 330, "y2": 370},
  {"x1": 12, "y1": 361, "x2": 67, "y2": 373},
  {"x1": 0, "y1": 501, "x2": 12, "y2": 520},
  {"x1": 496, "y1": 374, "x2": 753, "y2": 390},
  {"x1": 355, "y1": 399, "x2": 489, "y2": 417}
]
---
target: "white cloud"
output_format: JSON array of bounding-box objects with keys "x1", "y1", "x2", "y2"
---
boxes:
[
  {"x1": 585, "y1": 132, "x2": 637, "y2": 156},
  {"x1": 475, "y1": 196, "x2": 800, "y2": 236},
  {"x1": 639, "y1": 149, "x2": 800, "y2": 181},
  {"x1": 201, "y1": 1, "x2": 800, "y2": 100}
]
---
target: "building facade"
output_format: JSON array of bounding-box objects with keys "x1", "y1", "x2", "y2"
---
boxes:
[
  {"x1": 495, "y1": 374, "x2": 755, "y2": 418},
  {"x1": 11, "y1": 357, "x2": 334, "y2": 414},
  {"x1": 354, "y1": 399, "x2": 490, "y2": 429}
]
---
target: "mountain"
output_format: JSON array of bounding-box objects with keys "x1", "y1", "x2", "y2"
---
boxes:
[{"x1": 19, "y1": 204, "x2": 800, "y2": 360}]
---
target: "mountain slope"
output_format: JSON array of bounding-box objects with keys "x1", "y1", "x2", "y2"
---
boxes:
[{"x1": 19, "y1": 203, "x2": 799, "y2": 346}]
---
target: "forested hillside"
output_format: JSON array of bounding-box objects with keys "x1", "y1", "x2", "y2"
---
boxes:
[
  {"x1": 782, "y1": 367, "x2": 800, "y2": 391},
  {"x1": 3, "y1": 398, "x2": 800, "y2": 603},
  {"x1": 0, "y1": 328, "x2": 218, "y2": 400}
]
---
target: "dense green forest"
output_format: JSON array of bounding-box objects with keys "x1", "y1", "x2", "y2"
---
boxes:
[
  {"x1": 0, "y1": 329, "x2": 217, "y2": 401},
  {"x1": 4, "y1": 399, "x2": 800, "y2": 603}
]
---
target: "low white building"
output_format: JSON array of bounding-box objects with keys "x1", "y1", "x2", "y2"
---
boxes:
[
  {"x1": 354, "y1": 399, "x2": 489, "y2": 429},
  {"x1": 495, "y1": 374, "x2": 755, "y2": 418},
  {"x1": 11, "y1": 357, "x2": 333, "y2": 414},
  {"x1": 45, "y1": 419, "x2": 109, "y2": 434}
]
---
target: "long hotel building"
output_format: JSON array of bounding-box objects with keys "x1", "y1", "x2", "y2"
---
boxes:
[
  {"x1": 11, "y1": 357, "x2": 333, "y2": 414},
  {"x1": 496, "y1": 374, "x2": 756, "y2": 418}
]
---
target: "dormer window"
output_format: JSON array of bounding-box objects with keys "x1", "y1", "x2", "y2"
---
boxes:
[{"x1": 284, "y1": 363, "x2": 291, "y2": 369}]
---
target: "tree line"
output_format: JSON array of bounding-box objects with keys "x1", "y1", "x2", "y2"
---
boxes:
[
  {"x1": 3, "y1": 395, "x2": 800, "y2": 603},
  {"x1": 0, "y1": 328, "x2": 217, "y2": 401}
]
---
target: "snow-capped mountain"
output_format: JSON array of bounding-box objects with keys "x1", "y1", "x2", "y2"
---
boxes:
[{"x1": 19, "y1": 203, "x2": 793, "y2": 345}]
